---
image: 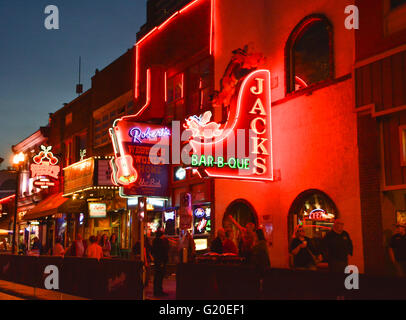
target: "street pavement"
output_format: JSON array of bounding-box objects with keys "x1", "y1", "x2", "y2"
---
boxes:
[
  {"x1": 0, "y1": 292, "x2": 23, "y2": 300},
  {"x1": 145, "y1": 273, "x2": 177, "y2": 300}
]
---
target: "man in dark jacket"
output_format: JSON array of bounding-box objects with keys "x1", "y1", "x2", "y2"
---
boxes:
[
  {"x1": 322, "y1": 219, "x2": 353, "y2": 273},
  {"x1": 151, "y1": 229, "x2": 169, "y2": 296}
]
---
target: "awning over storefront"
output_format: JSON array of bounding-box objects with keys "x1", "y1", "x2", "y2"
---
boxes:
[{"x1": 23, "y1": 192, "x2": 68, "y2": 221}]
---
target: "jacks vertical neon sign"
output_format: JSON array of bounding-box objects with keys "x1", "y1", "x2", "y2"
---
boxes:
[{"x1": 184, "y1": 69, "x2": 273, "y2": 181}]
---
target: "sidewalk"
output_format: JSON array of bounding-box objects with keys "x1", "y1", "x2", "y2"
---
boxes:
[
  {"x1": 0, "y1": 280, "x2": 88, "y2": 300},
  {"x1": 144, "y1": 273, "x2": 177, "y2": 300}
]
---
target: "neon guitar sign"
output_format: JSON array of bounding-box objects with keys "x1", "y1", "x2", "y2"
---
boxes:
[
  {"x1": 109, "y1": 126, "x2": 138, "y2": 186},
  {"x1": 109, "y1": 120, "x2": 170, "y2": 196}
]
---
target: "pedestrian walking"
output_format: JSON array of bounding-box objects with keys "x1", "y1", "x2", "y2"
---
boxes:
[
  {"x1": 322, "y1": 219, "x2": 353, "y2": 273},
  {"x1": 86, "y1": 235, "x2": 103, "y2": 260},
  {"x1": 389, "y1": 223, "x2": 406, "y2": 277},
  {"x1": 151, "y1": 229, "x2": 169, "y2": 297},
  {"x1": 289, "y1": 225, "x2": 319, "y2": 270}
]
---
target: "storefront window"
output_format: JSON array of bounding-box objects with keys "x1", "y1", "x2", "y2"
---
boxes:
[{"x1": 289, "y1": 190, "x2": 338, "y2": 255}]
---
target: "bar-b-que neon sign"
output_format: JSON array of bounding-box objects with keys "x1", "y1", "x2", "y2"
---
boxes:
[{"x1": 184, "y1": 69, "x2": 273, "y2": 181}]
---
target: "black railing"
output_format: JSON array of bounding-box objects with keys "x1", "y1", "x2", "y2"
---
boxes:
[
  {"x1": 177, "y1": 263, "x2": 406, "y2": 300},
  {"x1": 0, "y1": 254, "x2": 143, "y2": 300}
]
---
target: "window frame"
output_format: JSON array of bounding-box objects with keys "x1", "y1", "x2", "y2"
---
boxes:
[
  {"x1": 285, "y1": 14, "x2": 335, "y2": 95},
  {"x1": 399, "y1": 125, "x2": 406, "y2": 166}
]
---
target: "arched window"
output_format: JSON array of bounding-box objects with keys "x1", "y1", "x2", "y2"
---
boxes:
[
  {"x1": 288, "y1": 189, "x2": 338, "y2": 257},
  {"x1": 286, "y1": 15, "x2": 334, "y2": 93},
  {"x1": 223, "y1": 199, "x2": 258, "y2": 230}
]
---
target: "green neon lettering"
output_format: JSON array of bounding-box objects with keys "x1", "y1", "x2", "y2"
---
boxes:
[
  {"x1": 192, "y1": 154, "x2": 198, "y2": 166},
  {"x1": 217, "y1": 157, "x2": 224, "y2": 168},
  {"x1": 228, "y1": 158, "x2": 237, "y2": 169},
  {"x1": 199, "y1": 155, "x2": 207, "y2": 166},
  {"x1": 207, "y1": 156, "x2": 214, "y2": 167},
  {"x1": 237, "y1": 158, "x2": 245, "y2": 169},
  {"x1": 244, "y1": 159, "x2": 250, "y2": 170}
]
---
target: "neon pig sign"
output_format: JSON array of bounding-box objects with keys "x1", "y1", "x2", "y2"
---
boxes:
[
  {"x1": 30, "y1": 145, "x2": 60, "y2": 188},
  {"x1": 184, "y1": 69, "x2": 273, "y2": 181}
]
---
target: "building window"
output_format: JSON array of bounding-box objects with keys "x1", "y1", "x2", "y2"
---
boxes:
[
  {"x1": 400, "y1": 125, "x2": 406, "y2": 166},
  {"x1": 286, "y1": 15, "x2": 334, "y2": 94},
  {"x1": 223, "y1": 200, "x2": 258, "y2": 235},
  {"x1": 391, "y1": 0, "x2": 406, "y2": 10},
  {"x1": 186, "y1": 57, "x2": 214, "y2": 117},
  {"x1": 288, "y1": 190, "x2": 338, "y2": 262},
  {"x1": 166, "y1": 73, "x2": 185, "y2": 122},
  {"x1": 65, "y1": 113, "x2": 72, "y2": 126}
]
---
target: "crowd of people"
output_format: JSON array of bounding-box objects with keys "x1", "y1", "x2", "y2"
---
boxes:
[
  {"x1": 22, "y1": 233, "x2": 121, "y2": 260},
  {"x1": 210, "y1": 215, "x2": 271, "y2": 274}
]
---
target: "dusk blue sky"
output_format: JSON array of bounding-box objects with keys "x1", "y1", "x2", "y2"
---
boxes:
[{"x1": 0, "y1": 0, "x2": 146, "y2": 168}]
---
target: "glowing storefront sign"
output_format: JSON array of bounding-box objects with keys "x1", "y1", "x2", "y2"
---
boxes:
[
  {"x1": 305, "y1": 209, "x2": 335, "y2": 221},
  {"x1": 88, "y1": 203, "x2": 107, "y2": 218},
  {"x1": 184, "y1": 69, "x2": 273, "y2": 181},
  {"x1": 129, "y1": 127, "x2": 171, "y2": 144},
  {"x1": 109, "y1": 120, "x2": 170, "y2": 197},
  {"x1": 30, "y1": 146, "x2": 60, "y2": 187}
]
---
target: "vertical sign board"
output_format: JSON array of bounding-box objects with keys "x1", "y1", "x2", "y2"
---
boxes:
[
  {"x1": 184, "y1": 69, "x2": 273, "y2": 181},
  {"x1": 109, "y1": 120, "x2": 171, "y2": 197},
  {"x1": 30, "y1": 145, "x2": 61, "y2": 189}
]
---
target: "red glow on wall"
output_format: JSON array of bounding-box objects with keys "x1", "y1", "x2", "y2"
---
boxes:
[{"x1": 134, "y1": 0, "x2": 214, "y2": 100}]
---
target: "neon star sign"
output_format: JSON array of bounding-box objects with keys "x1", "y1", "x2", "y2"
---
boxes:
[
  {"x1": 30, "y1": 145, "x2": 60, "y2": 185},
  {"x1": 184, "y1": 69, "x2": 274, "y2": 181}
]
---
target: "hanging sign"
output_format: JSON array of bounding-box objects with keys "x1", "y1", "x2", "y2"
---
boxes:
[
  {"x1": 30, "y1": 145, "x2": 60, "y2": 188},
  {"x1": 109, "y1": 120, "x2": 170, "y2": 197},
  {"x1": 183, "y1": 69, "x2": 273, "y2": 181}
]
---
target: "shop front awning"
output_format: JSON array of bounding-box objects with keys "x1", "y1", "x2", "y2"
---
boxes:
[{"x1": 22, "y1": 192, "x2": 68, "y2": 221}]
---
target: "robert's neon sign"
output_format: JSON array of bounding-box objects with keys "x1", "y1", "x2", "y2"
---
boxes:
[{"x1": 129, "y1": 126, "x2": 171, "y2": 144}]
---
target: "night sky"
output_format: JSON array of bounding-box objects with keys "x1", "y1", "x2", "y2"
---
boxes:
[{"x1": 0, "y1": 0, "x2": 146, "y2": 168}]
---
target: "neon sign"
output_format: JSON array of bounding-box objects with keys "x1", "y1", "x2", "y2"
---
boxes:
[
  {"x1": 30, "y1": 146, "x2": 60, "y2": 185},
  {"x1": 184, "y1": 111, "x2": 223, "y2": 139},
  {"x1": 184, "y1": 69, "x2": 273, "y2": 181},
  {"x1": 129, "y1": 126, "x2": 171, "y2": 144},
  {"x1": 305, "y1": 209, "x2": 335, "y2": 221},
  {"x1": 109, "y1": 120, "x2": 170, "y2": 197}
]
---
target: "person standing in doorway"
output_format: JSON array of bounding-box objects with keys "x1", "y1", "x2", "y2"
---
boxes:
[
  {"x1": 389, "y1": 223, "x2": 406, "y2": 277},
  {"x1": 151, "y1": 229, "x2": 169, "y2": 297},
  {"x1": 322, "y1": 219, "x2": 353, "y2": 273}
]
